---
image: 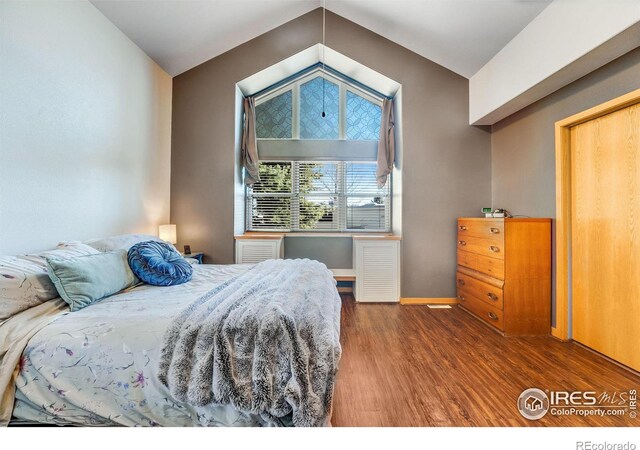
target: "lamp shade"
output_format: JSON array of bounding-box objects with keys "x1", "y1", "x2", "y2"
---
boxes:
[{"x1": 159, "y1": 224, "x2": 177, "y2": 244}]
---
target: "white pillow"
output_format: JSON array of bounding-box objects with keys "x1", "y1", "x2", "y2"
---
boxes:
[
  {"x1": 0, "y1": 256, "x2": 58, "y2": 321},
  {"x1": 0, "y1": 242, "x2": 100, "y2": 321},
  {"x1": 21, "y1": 242, "x2": 100, "y2": 268},
  {"x1": 84, "y1": 234, "x2": 176, "y2": 252}
]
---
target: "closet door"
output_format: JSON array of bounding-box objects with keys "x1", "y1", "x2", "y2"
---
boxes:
[{"x1": 571, "y1": 103, "x2": 640, "y2": 371}]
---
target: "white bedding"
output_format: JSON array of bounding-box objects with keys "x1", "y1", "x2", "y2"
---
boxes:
[{"x1": 4, "y1": 264, "x2": 289, "y2": 427}]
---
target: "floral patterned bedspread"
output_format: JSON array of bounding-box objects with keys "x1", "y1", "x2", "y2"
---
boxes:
[{"x1": 10, "y1": 264, "x2": 282, "y2": 427}]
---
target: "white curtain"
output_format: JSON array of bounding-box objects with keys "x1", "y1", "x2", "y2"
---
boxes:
[
  {"x1": 241, "y1": 97, "x2": 260, "y2": 185},
  {"x1": 376, "y1": 98, "x2": 395, "y2": 188}
]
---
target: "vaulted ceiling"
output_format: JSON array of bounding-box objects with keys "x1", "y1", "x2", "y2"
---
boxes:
[{"x1": 91, "y1": 0, "x2": 551, "y2": 78}]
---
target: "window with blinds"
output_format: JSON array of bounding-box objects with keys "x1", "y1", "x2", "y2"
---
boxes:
[{"x1": 247, "y1": 161, "x2": 390, "y2": 232}]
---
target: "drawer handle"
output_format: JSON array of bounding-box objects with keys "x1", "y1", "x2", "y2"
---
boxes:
[
  {"x1": 457, "y1": 279, "x2": 465, "y2": 286},
  {"x1": 490, "y1": 228, "x2": 500, "y2": 234},
  {"x1": 458, "y1": 240, "x2": 467, "y2": 246},
  {"x1": 489, "y1": 246, "x2": 500, "y2": 253},
  {"x1": 487, "y1": 312, "x2": 499, "y2": 321},
  {"x1": 459, "y1": 225, "x2": 467, "y2": 231},
  {"x1": 487, "y1": 293, "x2": 498, "y2": 301},
  {"x1": 457, "y1": 295, "x2": 465, "y2": 302}
]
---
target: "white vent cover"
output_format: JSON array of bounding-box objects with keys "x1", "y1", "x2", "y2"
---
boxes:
[
  {"x1": 354, "y1": 239, "x2": 400, "y2": 302},
  {"x1": 235, "y1": 239, "x2": 283, "y2": 264}
]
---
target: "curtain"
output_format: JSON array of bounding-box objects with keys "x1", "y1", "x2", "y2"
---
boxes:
[
  {"x1": 376, "y1": 98, "x2": 395, "y2": 188},
  {"x1": 241, "y1": 96, "x2": 260, "y2": 185}
]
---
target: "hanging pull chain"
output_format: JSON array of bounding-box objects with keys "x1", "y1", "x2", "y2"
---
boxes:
[
  {"x1": 321, "y1": 0, "x2": 326, "y2": 118},
  {"x1": 322, "y1": 79, "x2": 325, "y2": 118}
]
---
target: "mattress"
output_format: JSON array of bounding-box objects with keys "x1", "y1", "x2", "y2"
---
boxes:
[{"x1": 9, "y1": 264, "x2": 285, "y2": 426}]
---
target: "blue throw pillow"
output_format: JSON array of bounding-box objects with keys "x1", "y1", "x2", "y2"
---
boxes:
[{"x1": 128, "y1": 241, "x2": 193, "y2": 286}]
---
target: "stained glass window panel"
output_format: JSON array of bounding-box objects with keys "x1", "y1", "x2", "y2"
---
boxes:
[
  {"x1": 299, "y1": 77, "x2": 339, "y2": 139},
  {"x1": 346, "y1": 91, "x2": 382, "y2": 140},
  {"x1": 255, "y1": 90, "x2": 292, "y2": 139}
]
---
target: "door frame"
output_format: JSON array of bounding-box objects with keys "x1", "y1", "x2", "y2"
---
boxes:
[{"x1": 553, "y1": 88, "x2": 640, "y2": 340}]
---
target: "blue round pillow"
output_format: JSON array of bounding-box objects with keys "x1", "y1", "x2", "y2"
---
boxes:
[{"x1": 128, "y1": 241, "x2": 193, "y2": 286}]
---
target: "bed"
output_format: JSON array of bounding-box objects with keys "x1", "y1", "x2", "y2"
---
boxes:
[{"x1": 1, "y1": 259, "x2": 342, "y2": 427}]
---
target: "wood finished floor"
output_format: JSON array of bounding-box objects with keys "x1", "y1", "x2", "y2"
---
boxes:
[{"x1": 331, "y1": 294, "x2": 640, "y2": 427}]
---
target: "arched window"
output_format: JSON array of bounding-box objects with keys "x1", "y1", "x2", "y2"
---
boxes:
[
  {"x1": 255, "y1": 69, "x2": 383, "y2": 141},
  {"x1": 247, "y1": 67, "x2": 390, "y2": 233}
]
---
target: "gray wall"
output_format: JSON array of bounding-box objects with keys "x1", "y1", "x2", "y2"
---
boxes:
[
  {"x1": 0, "y1": 1, "x2": 172, "y2": 255},
  {"x1": 491, "y1": 46, "x2": 640, "y2": 323},
  {"x1": 284, "y1": 237, "x2": 353, "y2": 269},
  {"x1": 171, "y1": 9, "x2": 491, "y2": 297}
]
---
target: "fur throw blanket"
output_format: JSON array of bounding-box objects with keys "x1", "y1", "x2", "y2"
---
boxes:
[{"x1": 158, "y1": 259, "x2": 342, "y2": 427}]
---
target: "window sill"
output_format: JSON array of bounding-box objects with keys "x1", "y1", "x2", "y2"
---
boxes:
[
  {"x1": 284, "y1": 232, "x2": 369, "y2": 238},
  {"x1": 240, "y1": 231, "x2": 397, "y2": 239}
]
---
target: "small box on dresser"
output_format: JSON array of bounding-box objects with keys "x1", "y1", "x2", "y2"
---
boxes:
[{"x1": 456, "y1": 218, "x2": 551, "y2": 336}]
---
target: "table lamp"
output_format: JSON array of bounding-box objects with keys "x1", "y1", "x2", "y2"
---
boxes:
[{"x1": 159, "y1": 224, "x2": 177, "y2": 245}]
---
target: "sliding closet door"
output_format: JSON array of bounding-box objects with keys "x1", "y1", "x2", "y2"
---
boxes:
[{"x1": 571, "y1": 103, "x2": 640, "y2": 371}]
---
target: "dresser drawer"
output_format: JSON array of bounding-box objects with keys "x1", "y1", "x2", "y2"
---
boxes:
[
  {"x1": 456, "y1": 236, "x2": 504, "y2": 260},
  {"x1": 457, "y1": 249, "x2": 505, "y2": 279},
  {"x1": 457, "y1": 249, "x2": 477, "y2": 270},
  {"x1": 457, "y1": 291, "x2": 504, "y2": 331},
  {"x1": 456, "y1": 271, "x2": 504, "y2": 310},
  {"x1": 474, "y1": 253, "x2": 505, "y2": 280},
  {"x1": 457, "y1": 219, "x2": 504, "y2": 240}
]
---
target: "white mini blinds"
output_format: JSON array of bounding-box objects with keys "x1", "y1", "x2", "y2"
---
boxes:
[{"x1": 246, "y1": 161, "x2": 390, "y2": 232}]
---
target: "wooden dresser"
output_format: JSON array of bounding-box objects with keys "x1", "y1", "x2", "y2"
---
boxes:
[{"x1": 456, "y1": 218, "x2": 551, "y2": 335}]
